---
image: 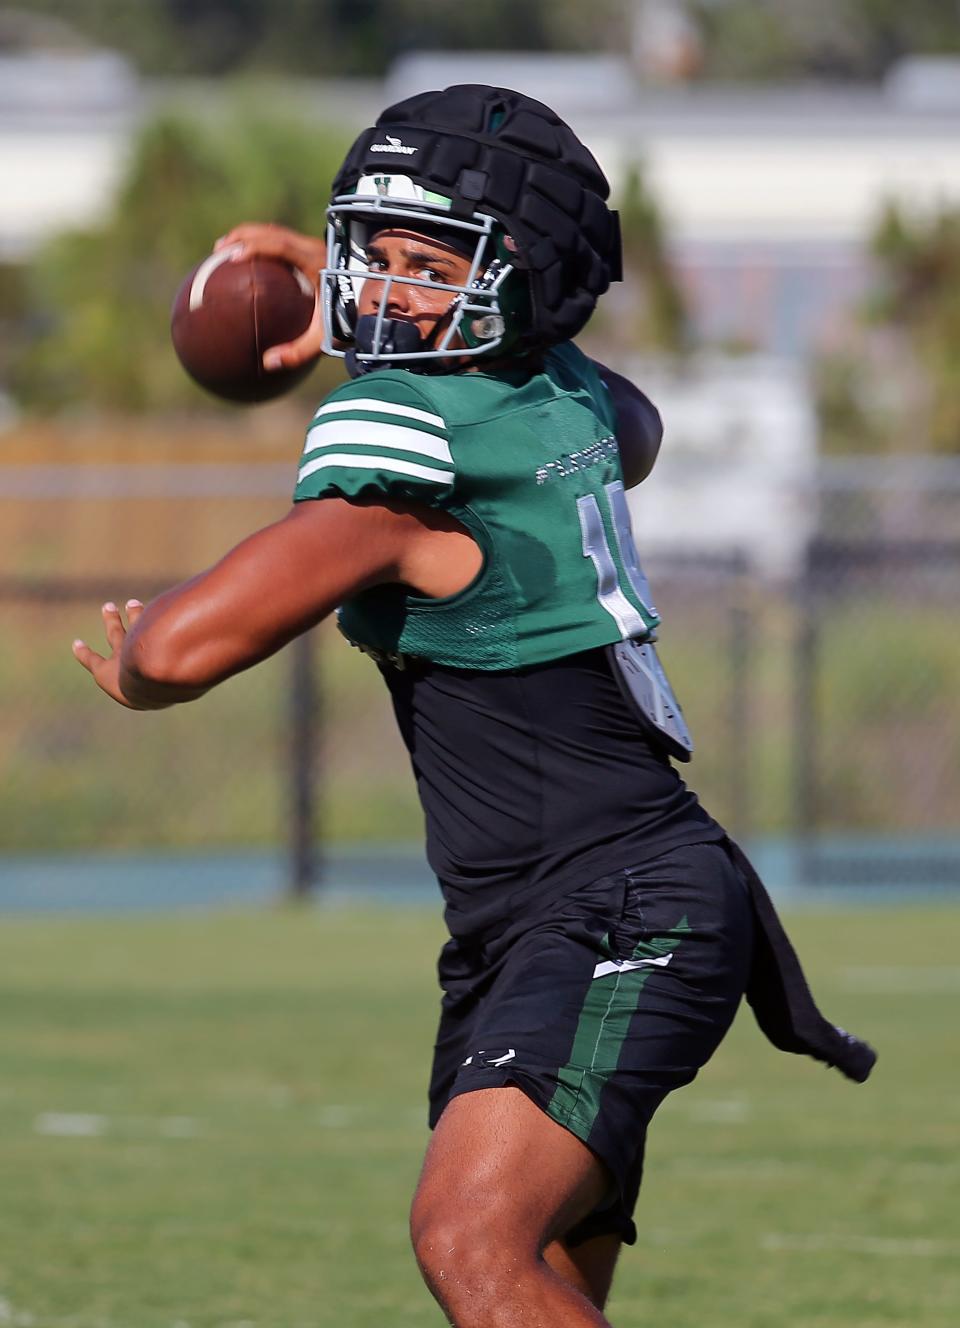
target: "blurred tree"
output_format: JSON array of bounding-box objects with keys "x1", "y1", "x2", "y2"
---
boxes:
[
  {"x1": 691, "y1": 0, "x2": 960, "y2": 83},
  {"x1": 813, "y1": 202, "x2": 960, "y2": 455},
  {"x1": 868, "y1": 203, "x2": 960, "y2": 454},
  {"x1": 812, "y1": 350, "x2": 887, "y2": 456},
  {"x1": 14, "y1": 0, "x2": 960, "y2": 78},
  {"x1": 15, "y1": 0, "x2": 621, "y2": 75},
  {"x1": 2, "y1": 0, "x2": 174, "y2": 66},
  {"x1": 386, "y1": 0, "x2": 621, "y2": 58},
  {"x1": 689, "y1": 2, "x2": 797, "y2": 81},
  {"x1": 13, "y1": 112, "x2": 349, "y2": 413},
  {"x1": 606, "y1": 165, "x2": 688, "y2": 353}
]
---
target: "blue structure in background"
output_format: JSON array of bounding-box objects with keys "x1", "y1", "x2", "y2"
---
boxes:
[{"x1": 2, "y1": 838, "x2": 957, "y2": 915}]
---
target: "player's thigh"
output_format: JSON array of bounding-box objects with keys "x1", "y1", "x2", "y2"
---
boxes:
[{"x1": 412, "y1": 1086, "x2": 611, "y2": 1254}]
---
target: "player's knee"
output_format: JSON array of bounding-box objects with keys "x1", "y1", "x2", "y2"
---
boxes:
[
  {"x1": 410, "y1": 1202, "x2": 476, "y2": 1284},
  {"x1": 410, "y1": 1196, "x2": 532, "y2": 1303}
]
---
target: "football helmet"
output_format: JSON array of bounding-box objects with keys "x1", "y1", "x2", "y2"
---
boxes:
[{"x1": 321, "y1": 84, "x2": 621, "y2": 375}]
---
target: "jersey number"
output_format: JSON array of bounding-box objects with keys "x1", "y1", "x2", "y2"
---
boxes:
[{"x1": 577, "y1": 481, "x2": 657, "y2": 639}]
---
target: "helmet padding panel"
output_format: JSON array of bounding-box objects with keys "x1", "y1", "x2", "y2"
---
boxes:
[{"x1": 332, "y1": 84, "x2": 621, "y2": 347}]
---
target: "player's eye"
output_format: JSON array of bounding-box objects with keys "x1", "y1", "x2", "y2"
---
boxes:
[
  {"x1": 417, "y1": 266, "x2": 446, "y2": 284},
  {"x1": 366, "y1": 256, "x2": 388, "y2": 272}
]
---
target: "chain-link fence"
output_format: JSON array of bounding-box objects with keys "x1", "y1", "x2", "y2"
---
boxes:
[
  {"x1": 791, "y1": 457, "x2": 960, "y2": 888},
  {"x1": 2, "y1": 455, "x2": 958, "y2": 898},
  {"x1": 794, "y1": 539, "x2": 960, "y2": 885}
]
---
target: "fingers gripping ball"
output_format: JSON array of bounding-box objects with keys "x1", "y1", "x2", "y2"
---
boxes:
[{"x1": 171, "y1": 246, "x2": 319, "y2": 403}]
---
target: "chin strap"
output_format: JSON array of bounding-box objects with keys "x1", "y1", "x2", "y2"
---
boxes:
[{"x1": 345, "y1": 315, "x2": 426, "y2": 377}]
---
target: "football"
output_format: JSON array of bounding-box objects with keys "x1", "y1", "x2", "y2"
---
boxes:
[{"x1": 171, "y1": 245, "x2": 319, "y2": 403}]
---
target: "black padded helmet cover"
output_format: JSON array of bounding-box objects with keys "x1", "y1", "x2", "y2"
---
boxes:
[{"x1": 331, "y1": 84, "x2": 622, "y2": 347}]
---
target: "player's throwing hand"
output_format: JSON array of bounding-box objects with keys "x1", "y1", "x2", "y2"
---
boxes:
[{"x1": 72, "y1": 600, "x2": 153, "y2": 709}]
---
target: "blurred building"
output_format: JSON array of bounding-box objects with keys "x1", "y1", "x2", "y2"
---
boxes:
[
  {"x1": 626, "y1": 354, "x2": 818, "y2": 575},
  {"x1": 5, "y1": 48, "x2": 960, "y2": 354},
  {"x1": 590, "y1": 78, "x2": 960, "y2": 356},
  {"x1": 0, "y1": 23, "x2": 139, "y2": 260}
]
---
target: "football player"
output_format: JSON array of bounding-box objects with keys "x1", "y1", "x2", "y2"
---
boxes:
[{"x1": 75, "y1": 86, "x2": 874, "y2": 1327}]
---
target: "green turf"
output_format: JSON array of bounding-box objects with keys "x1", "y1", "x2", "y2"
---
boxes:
[{"x1": 0, "y1": 902, "x2": 957, "y2": 1327}]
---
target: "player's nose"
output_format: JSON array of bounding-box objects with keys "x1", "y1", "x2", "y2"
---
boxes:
[{"x1": 370, "y1": 269, "x2": 410, "y2": 315}]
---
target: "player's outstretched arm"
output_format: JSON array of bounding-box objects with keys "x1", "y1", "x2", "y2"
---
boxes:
[
  {"x1": 71, "y1": 498, "x2": 445, "y2": 710},
  {"x1": 215, "y1": 223, "x2": 329, "y2": 369},
  {"x1": 593, "y1": 361, "x2": 663, "y2": 488}
]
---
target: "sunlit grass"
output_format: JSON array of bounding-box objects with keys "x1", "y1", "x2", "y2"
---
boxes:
[{"x1": 0, "y1": 901, "x2": 957, "y2": 1327}]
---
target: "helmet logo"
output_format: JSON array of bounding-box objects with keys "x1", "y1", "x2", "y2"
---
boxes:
[{"x1": 370, "y1": 134, "x2": 417, "y2": 155}]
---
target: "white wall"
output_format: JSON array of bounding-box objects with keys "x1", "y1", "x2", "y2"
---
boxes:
[
  {"x1": 0, "y1": 123, "x2": 131, "y2": 258},
  {"x1": 627, "y1": 354, "x2": 818, "y2": 577}
]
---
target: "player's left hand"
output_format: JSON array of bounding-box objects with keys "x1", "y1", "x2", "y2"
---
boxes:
[{"x1": 72, "y1": 600, "x2": 157, "y2": 710}]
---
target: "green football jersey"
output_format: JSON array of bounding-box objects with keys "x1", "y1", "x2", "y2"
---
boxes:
[{"x1": 293, "y1": 342, "x2": 659, "y2": 670}]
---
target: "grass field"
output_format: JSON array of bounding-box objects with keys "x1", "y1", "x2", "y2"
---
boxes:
[{"x1": 1, "y1": 900, "x2": 957, "y2": 1328}]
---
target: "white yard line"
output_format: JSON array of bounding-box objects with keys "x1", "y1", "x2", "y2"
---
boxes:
[
  {"x1": 33, "y1": 1112, "x2": 201, "y2": 1138},
  {"x1": 33, "y1": 1112, "x2": 107, "y2": 1137},
  {"x1": 0, "y1": 1292, "x2": 34, "y2": 1326}
]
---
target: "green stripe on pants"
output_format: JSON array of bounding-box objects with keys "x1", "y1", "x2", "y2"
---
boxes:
[{"x1": 547, "y1": 916, "x2": 690, "y2": 1138}]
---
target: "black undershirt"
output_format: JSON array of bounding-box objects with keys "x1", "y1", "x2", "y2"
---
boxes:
[{"x1": 381, "y1": 646, "x2": 723, "y2": 941}]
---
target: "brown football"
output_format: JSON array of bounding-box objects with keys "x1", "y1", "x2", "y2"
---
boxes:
[{"x1": 171, "y1": 246, "x2": 319, "y2": 403}]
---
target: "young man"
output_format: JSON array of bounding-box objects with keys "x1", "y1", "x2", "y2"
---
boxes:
[{"x1": 75, "y1": 86, "x2": 873, "y2": 1327}]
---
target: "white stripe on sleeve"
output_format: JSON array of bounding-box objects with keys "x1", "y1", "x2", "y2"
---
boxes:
[
  {"x1": 297, "y1": 452, "x2": 453, "y2": 488},
  {"x1": 313, "y1": 397, "x2": 446, "y2": 430},
  {"x1": 303, "y1": 418, "x2": 453, "y2": 465}
]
